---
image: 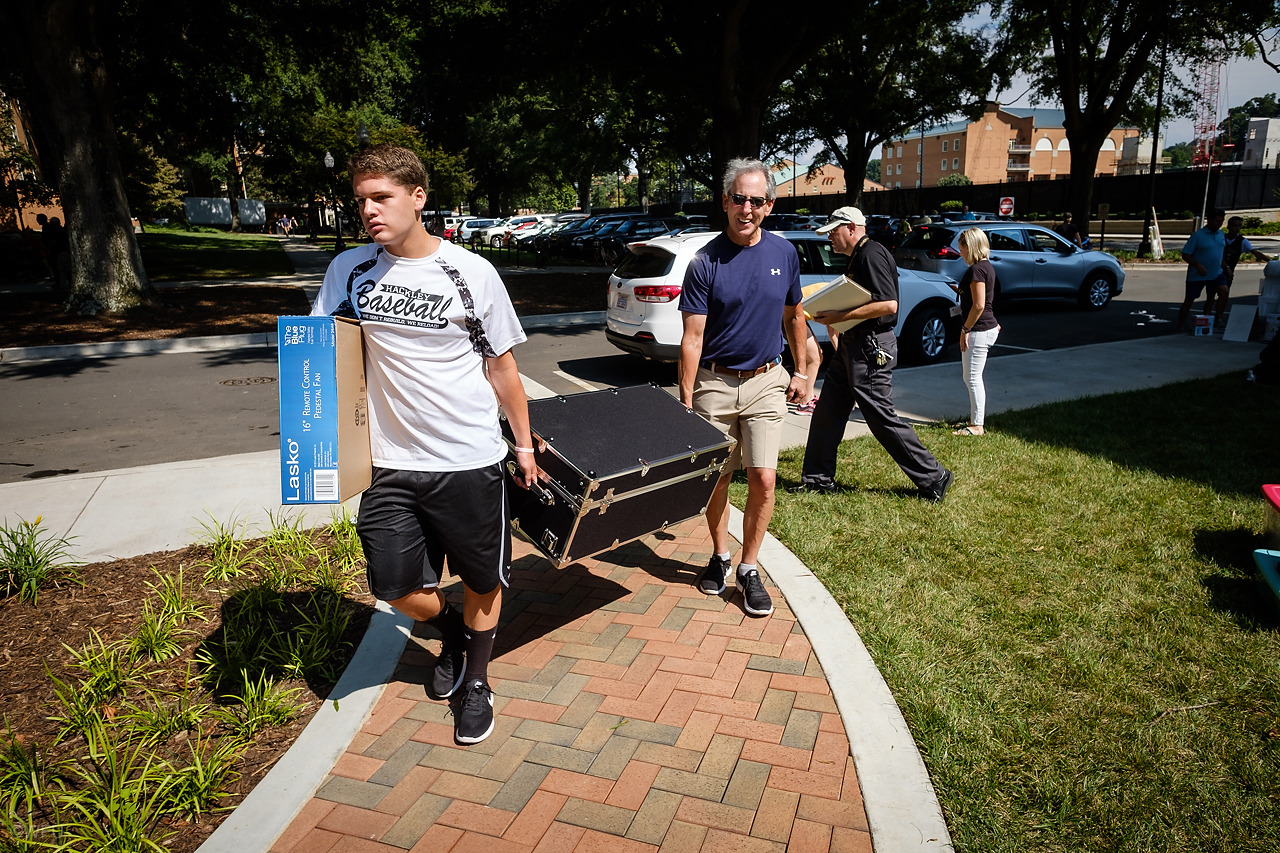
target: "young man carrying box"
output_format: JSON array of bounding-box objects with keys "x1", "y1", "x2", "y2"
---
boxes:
[{"x1": 310, "y1": 144, "x2": 538, "y2": 744}]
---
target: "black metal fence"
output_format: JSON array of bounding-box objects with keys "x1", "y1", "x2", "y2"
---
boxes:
[{"x1": 647, "y1": 167, "x2": 1280, "y2": 221}]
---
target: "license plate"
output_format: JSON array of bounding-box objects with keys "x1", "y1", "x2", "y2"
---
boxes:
[{"x1": 616, "y1": 294, "x2": 628, "y2": 310}]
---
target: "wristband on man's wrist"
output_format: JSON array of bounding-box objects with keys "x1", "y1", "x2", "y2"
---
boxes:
[
  {"x1": 514, "y1": 446, "x2": 535, "y2": 454},
  {"x1": 793, "y1": 372, "x2": 808, "y2": 380},
  {"x1": 961, "y1": 326, "x2": 972, "y2": 333}
]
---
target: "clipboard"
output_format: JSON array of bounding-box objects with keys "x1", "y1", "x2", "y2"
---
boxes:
[{"x1": 800, "y1": 275, "x2": 874, "y2": 332}]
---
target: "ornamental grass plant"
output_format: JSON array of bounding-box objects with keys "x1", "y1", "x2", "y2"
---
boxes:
[
  {"x1": 760, "y1": 373, "x2": 1280, "y2": 852},
  {"x1": 0, "y1": 511, "x2": 372, "y2": 852}
]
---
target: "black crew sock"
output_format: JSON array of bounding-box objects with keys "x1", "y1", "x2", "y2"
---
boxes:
[
  {"x1": 462, "y1": 624, "x2": 498, "y2": 686},
  {"x1": 427, "y1": 601, "x2": 464, "y2": 642}
]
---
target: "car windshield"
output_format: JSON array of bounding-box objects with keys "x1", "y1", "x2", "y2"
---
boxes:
[
  {"x1": 899, "y1": 226, "x2": 957, "y2": 251},
  {"x1": 614, "y1": 248, "x2": 676, "y2": 280}
]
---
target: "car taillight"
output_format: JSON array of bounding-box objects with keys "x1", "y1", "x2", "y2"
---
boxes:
[
  {"x1": 634, "y1": 285, "x2": 682, "y2": 303},
  {"x1": 927, "y1": 246, "x2": 963, "y2": 260}
]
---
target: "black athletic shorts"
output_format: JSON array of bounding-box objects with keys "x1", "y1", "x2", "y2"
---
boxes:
[{"x1": 355, "y1": 463, "x2": 512, "y2": 601}]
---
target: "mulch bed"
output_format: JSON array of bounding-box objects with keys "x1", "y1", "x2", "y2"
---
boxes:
[{"x1": 0, "y1": 542, "x2": 377, "y2": 852}]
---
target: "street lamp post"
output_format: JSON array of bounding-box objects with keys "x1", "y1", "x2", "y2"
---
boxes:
[{"x1": 324, "y1": 150, "x2": 345, "y2": 252}]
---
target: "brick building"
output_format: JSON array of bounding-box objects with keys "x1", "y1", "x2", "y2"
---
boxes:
[{"x1": 880, "y1": 103, "x2": 1141, "y2": 188}]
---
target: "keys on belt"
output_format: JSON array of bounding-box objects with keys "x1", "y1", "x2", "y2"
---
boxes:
[{"x1": 700, "y1": 357, "x2": 781, "y2": 379}]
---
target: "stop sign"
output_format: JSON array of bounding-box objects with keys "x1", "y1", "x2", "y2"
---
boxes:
[{"x1": 999, "y1": 197, "x2": 1015, "y2": 217}]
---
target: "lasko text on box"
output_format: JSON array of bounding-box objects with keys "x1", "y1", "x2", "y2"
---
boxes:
[{"x1": 277, "y1": 316, "x2": 371, "y2": 504}]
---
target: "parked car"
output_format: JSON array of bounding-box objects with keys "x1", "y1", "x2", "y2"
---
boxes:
[
  {"x1": 548, "y1": 213, "x2": 635, "y2": 257},
  {"x1": 594, "y1": 217, "x2": 690, "y2": 266},
  {"x1": 475, "y1": 214, "x2": 548, "y2": 247},
  {"x1": 895, "y1": 221, "x2": 1125, "y2": 309},
  {"x1": 443, "y1": 217, "x2": 479, "y2": 242},
  {"x1": 458, "y1": 218, "x2": 501, "y2": 244},
  {"x1": 606, "y1": 231, "x2": 960, "y2": 364},
  {"x1": 761, "y1": 213, "x2": 808, "y2": 231},
  {"x1": 866, "y1": 215, "x2": 906, "y2": 251},
  {"x1": 566, "y1": 214, "x2": 645, "y2": 259}
]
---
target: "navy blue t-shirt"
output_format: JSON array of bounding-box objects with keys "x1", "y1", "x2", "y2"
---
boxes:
[{"x1": 679, "y1": 231, "x2": 802, "y2": 370}]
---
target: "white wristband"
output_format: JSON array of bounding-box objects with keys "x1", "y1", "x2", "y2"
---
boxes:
[
  {"x1": 793, "y1": 373, "x2": 808, "y2": 380},
  {"x1": 514, "y1": 446, "x2": 535, "y2": 454}
]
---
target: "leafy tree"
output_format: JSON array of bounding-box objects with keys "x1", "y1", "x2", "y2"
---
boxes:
[
  {"x1": 992, "y1": 0, "x2": 1275, "y2": 236},
  {"x1": 774, "y1": 0, "x2": 993, "y2": 205},
  {"x1": 866, "y1": 159, "x2": 882, "y2": 183},
  {"x1": 938, "y1": 173, "x2": 973, "y2": 187},
  {"x1": 1165, "y1": 141, "x2": 1194, "y2": 169},
  {"x1": 118, "y1": 134, "x2": 186, "y2": 225}
]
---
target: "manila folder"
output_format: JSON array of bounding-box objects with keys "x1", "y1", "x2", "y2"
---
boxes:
[{"x1": 800, "y1": 275, "x2": 873, "y2": 333}]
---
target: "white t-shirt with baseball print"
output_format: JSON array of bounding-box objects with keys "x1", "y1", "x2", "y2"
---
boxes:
[{"x1": 310, "y1": 239, "x2": 526, "y2": 472}]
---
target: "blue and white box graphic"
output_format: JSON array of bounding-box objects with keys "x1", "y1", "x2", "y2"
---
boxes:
[{"x1": 277, "y1": 316, "x2": 371, "y2": 503}]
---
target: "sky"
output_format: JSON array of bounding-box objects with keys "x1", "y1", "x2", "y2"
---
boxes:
[{"x1": 996, "y1": 54, "x2": 1279, "y2": 146}]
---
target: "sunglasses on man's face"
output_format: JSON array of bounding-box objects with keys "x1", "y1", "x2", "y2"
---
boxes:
[{"x1": 729, "y1": 193, "x2": 769, "y2": 208}]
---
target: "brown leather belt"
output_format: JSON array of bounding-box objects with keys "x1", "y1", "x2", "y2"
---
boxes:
[{"x1": 700, "y1": 358, "x2": 779, "y2": 379}]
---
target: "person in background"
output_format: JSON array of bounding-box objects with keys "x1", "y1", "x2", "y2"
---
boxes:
[
  {"x1": 790, "y1": 206, "x2": 952, "y2": 502},
  {"x1": 952, "y1": 228, "x2": 1000, "y2": 436},
  {"x1": 1177, "y1": 208, "x2": 1227, "y2": 332},
  {"x1": 1054, "y1": 212, "x2": 1083, "y2": 247},
  {"x1": 1205, "y1": 215, "x2": 1271, "y2": 330},
  {"x1": 960, "y1": 204, "x2": 976, "y2": 221}
]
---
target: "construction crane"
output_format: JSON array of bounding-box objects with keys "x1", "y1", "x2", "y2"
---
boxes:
[
  {"x1": 1192, "y1": 54, "x2": 1223, "y2": 167},
  {"x1": 1191, "y1": 51, "x2": 1226, "y2": 222}
]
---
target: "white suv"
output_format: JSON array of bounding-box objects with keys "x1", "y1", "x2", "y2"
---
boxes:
[{"x1": 605, "y1": 230, "x2": 960, "y2": 365}]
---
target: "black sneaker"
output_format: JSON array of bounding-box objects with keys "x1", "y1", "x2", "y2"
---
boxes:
[
  {"x1": 698, "y1": 555, "x2": 730, "y2": 595},
  {"x1": 455, "y1": 680, "x2": 495, "y2": 744},
  {"x1": 431, "y1": 633, "x2": 466, "y2": 699},
  {"x1": 918, "y1": 469, "x2": 953, "y2": 503},
  {"x1": 786, "y1": 477, "x2": 838, "y2": 495},
  {"x1": 736, "y1": 568, "x2": 773, "y2": 617}
]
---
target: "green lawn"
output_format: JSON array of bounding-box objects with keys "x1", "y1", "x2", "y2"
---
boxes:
[
  {"x1": 137, "y1": 227, "x2": 295, "y2": 280},
  {"x1": 755, "y1": 374, "x2": 1280, "y2": 852}
]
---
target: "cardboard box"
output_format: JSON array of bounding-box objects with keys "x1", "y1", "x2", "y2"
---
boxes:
[
  {"x1": 1193, "y1": 315, "x2": 1213, "y2": 336},
  {"x1": 277, "y1": 316, "x2": 371, "y2": 504}
]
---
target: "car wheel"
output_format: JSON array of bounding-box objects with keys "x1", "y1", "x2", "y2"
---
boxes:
[
  {"x1": 901, "y1": 304, "x2": 950, "y2": 365},
  {"x1": 490, "y1": 236, "x2": 503, "y2": 248},
  {"x1": 1078, "y1": 271, "x2": 1114, "y2": 310}
]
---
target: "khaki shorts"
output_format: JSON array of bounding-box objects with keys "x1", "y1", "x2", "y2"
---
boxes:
[{"x1": 693, "y1": 362, "x2": 788, "y2": 471}]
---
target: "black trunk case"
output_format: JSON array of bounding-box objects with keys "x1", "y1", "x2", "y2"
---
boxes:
[{"x1": 502, "y1": 384, "x2": 734, "y2": 568}]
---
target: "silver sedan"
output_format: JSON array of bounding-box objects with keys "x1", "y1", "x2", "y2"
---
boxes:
[{"x1": 895, "y1": 221, "x2": 1126, "y2": 309}]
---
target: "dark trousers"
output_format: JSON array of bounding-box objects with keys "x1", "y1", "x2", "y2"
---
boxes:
[{"x1": 801, "y1": 330, "x2": 944, "y2": 490}]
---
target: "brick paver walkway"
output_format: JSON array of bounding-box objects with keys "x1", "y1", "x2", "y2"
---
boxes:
[{"x1": 269, "y1": 519, "x2": 870, "y2": 852}]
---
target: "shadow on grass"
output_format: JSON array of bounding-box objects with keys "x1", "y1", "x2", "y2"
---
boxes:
[
  {"x1": 995, "y1": 374, "x2": 1280, "y2": 499},
  {"x1": 1196, "y1": 526, "x2": 1280, "y2": 631},
  {"x1": 197, "y1": 589, "x2": 379, "y2": 702}
]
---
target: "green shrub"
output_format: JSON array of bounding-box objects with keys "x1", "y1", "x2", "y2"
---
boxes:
[{"x1": 0, "y1": 516, "x2": 81, "y2": 605}]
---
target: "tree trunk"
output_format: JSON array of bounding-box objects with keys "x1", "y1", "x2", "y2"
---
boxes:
[{"x1": 1, "y1": 0, "x2": 153, "y2": 315}]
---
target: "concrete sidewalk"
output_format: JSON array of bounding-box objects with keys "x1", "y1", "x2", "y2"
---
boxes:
[{"x1": 0, "y1": 235, "x2": 1266, "y2": 852}]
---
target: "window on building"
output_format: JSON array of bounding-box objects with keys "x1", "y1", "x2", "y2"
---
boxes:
[
  {"x1": 1057, "y1": 138, "x2": 1071, "y2": 152},
  {"x1": 941, "y1": 160, "x2": 948, "y2": 170},
  {"x1": 896, "y1": 164, "x2": 902, "y2": 175},
  {"x1": 953, "y1": 158, "x2": 959, "y2": 169},
  {"x1": 885, "y1": 147, "x2": 893, "y2": 159},
  {"x1": 917, "y1": 143, "x2": 922, "y2": 155},
  {"x1": 916, "y1": 162, "x2": 921, "y2": 173},
  {"x1": 895, "y1": 182, "x2": 901, "y2": 189},
  {"x1": 896, "y1": 146, "x2": 903, "y2": 157},
  {"x1": 1250, "y1": 128, "x2": 1257, "y2": 139},
  {"x1": 955, "y1": 138, "x2": 962, "y2": 150},
  {"x1": 916, "y1": 179, "x2": 921, "y2": 188},
  {"x1": 942, "y1": 140, "x2": 949, "y2": 152}
]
